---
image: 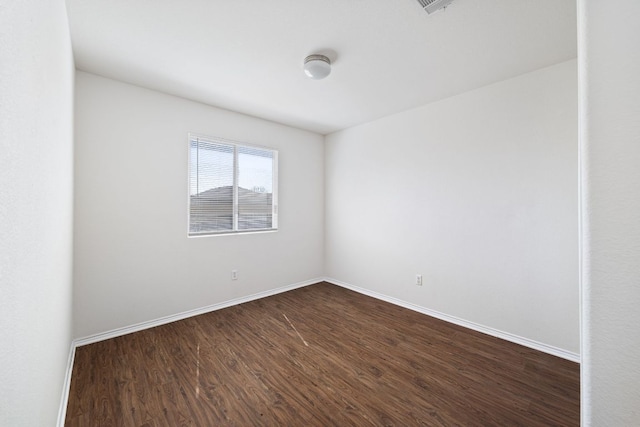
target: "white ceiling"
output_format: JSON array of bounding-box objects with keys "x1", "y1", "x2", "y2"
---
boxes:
[{"x1": 66, "y1": 0, "x2": 577, "y2": 135}]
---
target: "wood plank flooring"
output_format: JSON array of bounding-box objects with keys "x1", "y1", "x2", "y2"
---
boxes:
[{"x1": 65, "y1": 282, "x2": 580, "y2": 426}]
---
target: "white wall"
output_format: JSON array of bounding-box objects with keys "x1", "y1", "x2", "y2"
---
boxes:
[
  {"x1": 73, "y1": 72, "x2": 324, "y2": 338},
  {"x1": 325, "y1": 60, "x2": 579, "y2": 356},
  {"x1": 0, "y1": 1, "x2": 74, "y2": 425},
  {"x1": 579, "y1": 0, "x2": 640, "y2": 424}
]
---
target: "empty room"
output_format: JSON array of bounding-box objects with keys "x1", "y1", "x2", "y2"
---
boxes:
[{"x1": 1, "y1": 0, "x2": 639, "y2": 426}]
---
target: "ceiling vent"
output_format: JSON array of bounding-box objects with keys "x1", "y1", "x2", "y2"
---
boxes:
[{"x1": 416, "y1": 0, "x2": 454, "y2": 14}]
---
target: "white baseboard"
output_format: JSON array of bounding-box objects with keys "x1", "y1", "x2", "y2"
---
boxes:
[
  {"x1": 73, "y1": 277, "x2": 322, "y2": 347},
  {"x1": 324, "y1": 277, "x2": 580, "y2": 363},
  {"x1": 56, "y1": 341, "x2": 76, "y2": 427}
]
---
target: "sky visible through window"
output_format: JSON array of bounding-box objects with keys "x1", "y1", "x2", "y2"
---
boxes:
[{"x1": 189, "y1": 141, "x2": 273, "y2": 196}]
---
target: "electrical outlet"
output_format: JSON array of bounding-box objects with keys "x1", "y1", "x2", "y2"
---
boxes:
[
  {"x1": 231, "y1": 270, "x2": 238, "y2": 280},
  {"x1": 416, "y1": 274, "x2": 423, "y2": 286}
]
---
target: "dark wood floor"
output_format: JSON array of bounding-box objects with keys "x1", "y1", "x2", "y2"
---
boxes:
[{"x1": 65, "y1": 282, "x2": 579, "y2": 426}]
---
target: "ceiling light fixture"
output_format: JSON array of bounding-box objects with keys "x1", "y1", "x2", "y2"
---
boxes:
[{"x1": 304, "y1": 54, "x2": 331, "y2": 80}]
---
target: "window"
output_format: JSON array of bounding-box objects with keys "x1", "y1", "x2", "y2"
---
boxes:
[{"x1": 188, "y1": 133, "x2": 278, "y2": 236}]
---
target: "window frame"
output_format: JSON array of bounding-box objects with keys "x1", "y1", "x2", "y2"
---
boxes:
[{"x1": 187, "y1": 132, "x2": 278, "y2": 237}]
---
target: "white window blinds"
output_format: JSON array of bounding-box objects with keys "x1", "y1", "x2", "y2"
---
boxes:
[{"x1": 189, "y1": 134, "x2": 278, "y2": 236}]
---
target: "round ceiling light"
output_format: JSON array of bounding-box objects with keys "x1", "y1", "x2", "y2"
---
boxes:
[{"x1": 304, "y1": 54, "x2": 331, "y2": 80}]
